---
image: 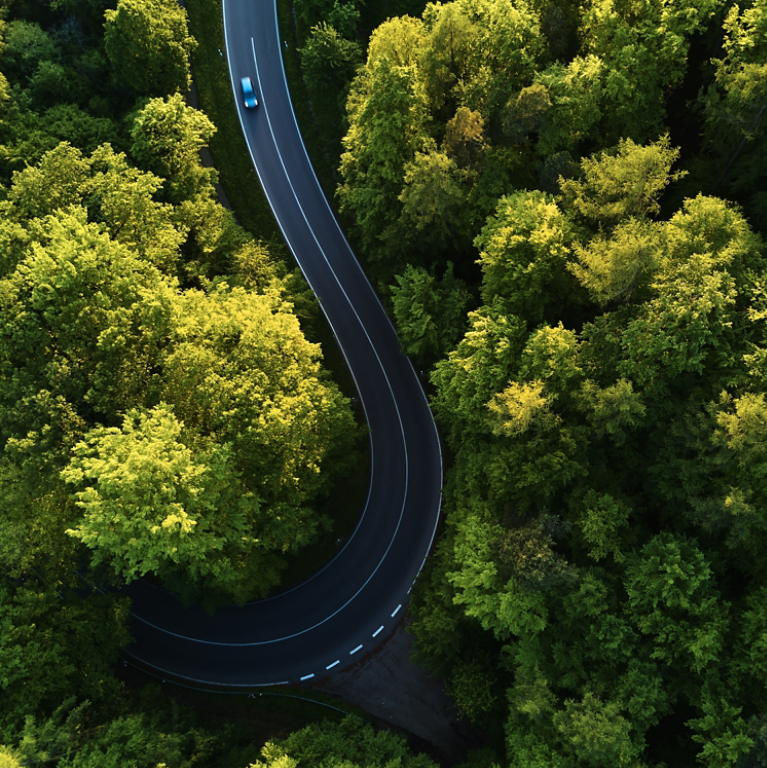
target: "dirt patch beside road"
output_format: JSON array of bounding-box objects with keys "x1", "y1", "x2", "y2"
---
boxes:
[{"x1": 311, "y1": 620, "x2": 482, "y2": 766}]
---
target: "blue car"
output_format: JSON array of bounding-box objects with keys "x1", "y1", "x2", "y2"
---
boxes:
[{"x1": 241, "y1": 76, "x2": 258, "y2": 108}]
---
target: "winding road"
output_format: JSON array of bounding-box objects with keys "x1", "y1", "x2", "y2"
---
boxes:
[{"x1": 121, "y1": 0, "x2": 443, "y2": 686}]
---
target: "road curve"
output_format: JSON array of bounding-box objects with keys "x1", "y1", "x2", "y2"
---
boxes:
[{"x1": 121, "y1": 0, "x2": 443, "y2": 686}]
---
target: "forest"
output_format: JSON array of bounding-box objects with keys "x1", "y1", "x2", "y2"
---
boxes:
[{"x1": 1, "y1": 0, "x2": 766, "y2": 763}]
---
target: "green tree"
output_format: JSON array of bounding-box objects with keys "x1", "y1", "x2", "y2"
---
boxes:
[
  {"x1": 0, "y1": 207, "x2": 178, "y2": 590},
  {"x1": 431, "y1": 304, "x2": 527, "y2": 443},
  {"x1": 572, "y1": 490, "x2": 631, "y2": 561},
  {"x1": 295, "y1": 0, "x2": 362, "y2": 34},
  {"x1": 443, "y1": 106, "x2": 485, "y2": 169},
  {"x1": 625, "y1": 534, "x2": 730, "y2": 673},
  {"x1": 299, "y1": 23, "x2": 362, "y2": 154},
  {"x1": 158, "y1": 285, "x2": 357, "y2": 561},
  {"x1": 576, "y1": 379, "x2": 646, "y2": 445},
  {"x1": 1, "y1": 21, "x2": 60, "y2": 82},
  {"x1": 517, "y1": 323, "x2": 584, "y2": 397},
  {"x1": 476, "y1": 191, "x2": 580, "y2": 326},
  {"x1": 487, "y1": 380, "x2": 553, "y2": 437},
  {"x1": 687, "y1": 690, "x2": 754, "y2": 768},
  {"x1": 57, "y1": 711, "x2": 217, "y2": 768},
  {"x1": 579, "y1": 0, "x2": 723, "y2": 141},
  {"x1": 398, "y1": 150, "x2": 467, "y2": 247},
  {"x1": 250, "y1": 718, "x2": 438, "y2": 768},
  {"x1": 62, "y1": 405, "x2": 262, "y2": 597},
  {"x1": 0, "y1": 748, "x2": 22, "y2": 768},
  {"x1": 559, "y1": 136, "x2": 685, "y2": 227},
  {"x1": 0, "y1": 144, "x2": 350, "y2": 602},
  {"x1": 104, "y1": 0, "x2": 196, "y2": 96},
  {"x1": 391, "y1": 263, "x2": 470, "y2": 362},
  {"x1": 533, "y1": 56, "x2": 603, "y2": 156},
  {"x1": 300, "y1": 22, "x2": 361, "y2": 101},
  {"x1": 338, "y1": 57, "x2": 433, "y2": 269},
  {"x1": 28, "y1": 61, "x2": 82, "y2": 107},
  {"x1": 0, "y1": 580, "x2": 129, "y2": 736},
  {"x1": 553, "y1": 693, "x2": 640, "y2": 768},
  {"x1": 85, "y1": 144, "x2": 185, "y2": 273},
  {"x1": 501, "y1": 83, "x2": 552, "y2": 145},
  {"x1": 3, "y1": 142, "x2": 184, "y2": 275},
  {"x1": 7, "y1": 698, "x2": 87, "y2": 767},
  {"x1": 0, "y1": 208, "x2": 175, "y2": 423},
  {"x1": 4, "y1": 141, "x2": 91, "y2": 222},
  {"x1": 130, "y1": 93, "x2": 216, "y2": 202},
  {"x1": 0, "y1": 746, "x2": 22, "y2": 768},
  {"x1": 569, "y1": 217, "x2": 664, "y2": 304},
  {"x1": 459, "y1": 0, "x2": 546, "y2": 121},
  {"x1": 705, "y1": 0, "x2": 767, "y2": 144},
  {"x1": 37, "y1": 106, "x2": 118, "y2": 156},
  {"x1": 702, "y1": 0, "x2": 767, "y2": 219},
  {"x1": 505, "y1": 727, "x2": 571, "y2": 768},
  {"x1": 658, "y1": 392, "x2": 767, "y2": 556},
  {"x1": 366, "y1": 15, "x2": 426, "y2": 69},
  {"x1": 327, "y1": 0, "x2": 361, "y2": 39},
  {"x1": 617, "y1": 197, "x2": 756, "y2": 389},
  {"x1": 420, "y1": 2, "x2": 477, "y2": 116}
]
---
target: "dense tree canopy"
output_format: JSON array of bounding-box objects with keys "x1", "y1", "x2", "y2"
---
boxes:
[
  {"x1": 335, "y1": 0, "x2": 767, "y2": 293},
  {"x1": 0, "y1": 144, "x2": 356, "y2": 603},
  {"x1": 3, "y1": 0, "x2": 767, "y2": 763},
  {"x1": 328, "y1": 16, "x2": 767, "y2": 763},
  {"x1": 409, "y1": 140, "x2": 767, "y2": 768},
  {"x1": 0, "y1": 0, "x2": 358, "y2": 623}
]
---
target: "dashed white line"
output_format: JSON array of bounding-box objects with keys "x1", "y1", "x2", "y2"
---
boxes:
[
  {"x1": 326, "y1": 660, "x2": 340, "y2": 670},
  {"x1": 350, "y1": 644, "x2": 363, "y2": 654},
  {"x1": 300, "y1": 673, "x2": 315, "y2": 681},
  {"x1": 372, "y1": 625, "x2": 384, "y2": 637},
  {"x1": 391, "y1": 604, "x2": 402, "y2": 618}
]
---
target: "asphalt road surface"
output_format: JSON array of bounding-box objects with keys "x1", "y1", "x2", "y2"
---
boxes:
[{"x1": 122, "y1": 0, "x2": 443, "y2": 687}]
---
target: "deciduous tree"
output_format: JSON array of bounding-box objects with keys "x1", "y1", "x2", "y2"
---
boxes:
[
  {"x1": 62, "y1": 405, "x2": 262, "y2": 596},
  {"x1": 130, "y1": 94, "x2": 216, "y2": 203},
  {"x1": 104, "y1": 0, "x2": 196, "y2": 96},
  {"x1": 391, "y1": 263, "x2": 470, "y2": 362}
]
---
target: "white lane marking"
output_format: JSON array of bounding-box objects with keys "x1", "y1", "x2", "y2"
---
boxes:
[
  {"x1": 124, "y1": 650, "x2": 293, "y2": 687},
  {"x1": 128, "y1": 2, "x2": 433, "y2": 663},
  {"x1": 300, "y1": 673, "x2": 315, "y2": 681},
  {"x1": 326, "y1": 660, "x2": 340, "y2": 670},
  {"x1": 372, "y1": 626, "x2": 384, "y2": 637},
  {"x1": 391, "y1": 604, "x2": 402, "y2": 618},
  {"x1": 248, "y1": 36, "x2": 410, "y2": 638},
  {"x1": 218, "y1": 5, "x2": 378, "y2": 610},
  {"x1": 269, "y1": 0, "x2": 445, "y2": 597},
  {"x1": 269, "y1": 1, "x2": 402, "y2": 343},
  {"x1": 271, "y1": 0, "x2": 448, "y2": 567},
  {"x1": 350, "y1": 644, "x2": 363, "y2": 655}
]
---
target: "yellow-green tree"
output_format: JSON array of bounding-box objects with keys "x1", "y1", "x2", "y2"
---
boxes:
[{"x1": 104, "y1": 0, "x2": 196, "y2": 96}]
